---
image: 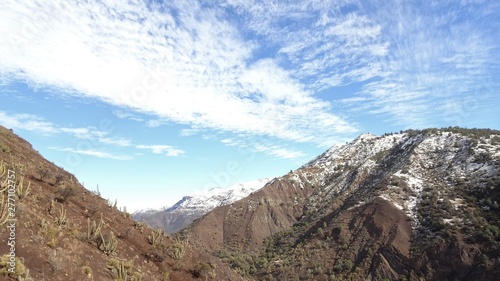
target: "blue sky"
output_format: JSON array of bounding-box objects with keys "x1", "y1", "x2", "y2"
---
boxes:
[{"x1": 0, "y1": 0, "x2": 499, "y2": 211}]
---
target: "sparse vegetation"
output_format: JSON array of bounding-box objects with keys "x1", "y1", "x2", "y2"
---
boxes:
[
  {"x1": 2, "y1": 125, "x2": 500, "y2": 280},
  {"x1": 54, "y1": 174, "x2": 65, "y2": 186},
  {"x1": 107, "y1": 258, "x2": 130, "y2": 280},
  {"x1": 54, "y1": 204, "x2": 67, "y2": 228},
  {"x1": 0, "y1": 126, "x2": 250, "y2": 280},
  {"x1": 107, "y1": 258, "x2": 144, "y2": 281},
  {"x1": 168, "y1": 237, "x2": 187, "y2": 260},
  {"x1": 98, "y1": 231, "x2": 118, "y2": 255},
  {"x1": 147, "y1": 228, "x2": 164, "y2": 246},
  {"x1": 86, "y1": 215, "x2": 103, "y2": 241},
  {"x1": 47, "y1": 250, "x2": 63, "y2": 272},
  {"x1": 36, "y1": 166, "x2": 51, "y2": 181},
  {"x1": 133, "y1": 221, "x2": 145, "y2": 233},
  {"x1": 0, "y1": 191, "x2": 10, "y2": 226},
  {"x1": 0, "y1": 142, "x2": 10, "y2": 153},
  {"x1": 16, "y1": 176, "x2": 31, "y2": 199},
  {"x1": 81, "y1": 265, "x2": 92, "y2": 277},
  {"x1": 0, "y1": 254, "x2": 27, "y2": 277},
  {"x1": 191, "y1": 261, "x2": 216, "y2": 279},
  {"x1": 55, "y1": 185, "x2": 76, "y2": 203}
]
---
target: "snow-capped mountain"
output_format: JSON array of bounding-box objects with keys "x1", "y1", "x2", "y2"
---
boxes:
[
  {"x1": 184, "y1": 128, "x2": 500, "y2": 280},
  {"x1": 133, "y1": 178, "x2": 271, "y2": 233}
]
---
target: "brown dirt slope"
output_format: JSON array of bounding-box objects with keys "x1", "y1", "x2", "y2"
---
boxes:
[
  {"x1": 0, "y1": 125, "x2": 244, "y2": 281},
  {"x1": 181, "y1": 170, "x2": 320, "y2": 252}
]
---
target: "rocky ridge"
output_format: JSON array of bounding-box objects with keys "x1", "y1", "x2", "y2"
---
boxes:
[{"x1": 183, "y1": 128, "x2": 500, "y2": 280}]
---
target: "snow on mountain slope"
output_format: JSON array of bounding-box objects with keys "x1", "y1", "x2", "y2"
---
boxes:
[
  {"x1": 166, "y1": 178, "x2": 272, "y2": 213},
  {"x1": 133, "y1": 178, "x2": 272, "y2": 232},
  {"x1": 183, "y1": 128, "x2": 500, "y2": 280}
]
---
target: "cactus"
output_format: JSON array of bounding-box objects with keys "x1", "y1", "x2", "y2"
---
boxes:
[
  {"x1": 0, "y1": 193, "x2": 10, "y2": 226},
  {"x1": 116, "y1": 261, "x2": 128, "y2": 281},
  {"x1": 0, "y1": 160, "x2": 6, "y2": 188},
  {"x1": 86, "y1": 215, "x2": 103, "y2": 241},
  {"x1": 168, "y1": 237, "x2": 187, "y2": 260},
  {"x1": 16, "y1": 269, "x2": 30, "y2": 281},
  {"x1": 0, "y1": 254, "x2": 27, "y2": 277},
  {"x1": 0, "y1": 160, "x2": 10, "y2": 192},
  {"x1": 131, "y1": 272, "x2": 143, "y2": 281},
  {"x1": 107, "y1": 259, "x2": 131, "y2": 281},
  {"x1": 48, "y1": 198, "x2": 55, "y2": 215},
  {"x1": 15, "y1": 176, "x2": 31, "y2": 200},
  {"x1": 133, "y1": 221, "x2": 145, "y2": 233},
  {"x1": 98, "y1": 231, "x2": 118, "y2": 255},
  {"x1": 54, "y1": 204, "x2": 67, "y2": 228},
  {"x1": 147, "y1": 229, "x2": 164, "y2": 246}
]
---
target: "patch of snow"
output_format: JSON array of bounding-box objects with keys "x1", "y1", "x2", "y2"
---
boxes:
[
  {"x1": 379, "y1": 194, "x2": 404, "y2": 210},
  {"x1": 135, "y1": 178, "x2": 271, "y2": 216}
]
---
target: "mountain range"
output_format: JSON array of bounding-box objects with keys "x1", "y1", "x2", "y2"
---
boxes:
[
  {"x1": 1, "y1": 126, "x2": 499, "y2": 281},
  {"x1": 133, "y1": 178, "x2": 271, "y2": 233},
  {"x1": 181, "y1": 128, "x2": 500, "y2": 280}
]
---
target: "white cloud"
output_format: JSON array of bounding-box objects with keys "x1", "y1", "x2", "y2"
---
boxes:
[
  {"x1": 179, "y1": 128, "x2": 201, "y2": 137},
  {"x1": 225, "y1": 0, "x2": 499, "y2": 128},
  {"x1": 136, "y1": 144, "x2": 185, "y2": 157},
  {"x1": 337, "y1": 0, "x2": 500, "y2": 128},
  {"x1": 0, "y1": 111, "x2": 58, "y2": 135},
  {"x1": 60, "y1": 127, "x2": 107, "y2": 139},
  {"x1": 50, "y1": 147, "x2": 132, "y2": 160},
  {"x1": 98, "y1": 137, "x2": 132, "y2": 147},
  {"x1": 0, "y1": 0, "x2": 359, "y2": 147},
  {"x1": 1, "y1": 0, "x2": 497, "y2": 141},
  {"x1": 254, "y1": 144, "x2": 306, "y2": 159},
  {"x1": 0, "y1": 110, "x2": 134, "y2": 148},
  {"x1": 112, "y1": 110, "x2": 144, "y2": 122},
  {"x1": 220, "y1": 136, "x2": 306, "y2": 159}
]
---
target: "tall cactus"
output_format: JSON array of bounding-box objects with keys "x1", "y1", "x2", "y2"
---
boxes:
[
  {"x1": 147, "y1": 229, "x2": 164, "y2": 246},
  {"x1": 15, "y1": 176, "x2": 31, "y2": 199},
  {"x1": 54, "y1": 204, "x2": 67, "y2": 228},
  {"x1": 0, "y1": 160, "x2": 9, "y2": 191},
  {"x1": 0, "y1": 193, "x2": 10, "y2": 226},
  {"x1": 86, "y1": 215, "x2": 103, "y2": 241},
  {"x1": 99, "y1": 231, "x2": 118, "y2": 255},
  {"x1": 0, "y1": 161, "x2": 9, "y2": 225}
]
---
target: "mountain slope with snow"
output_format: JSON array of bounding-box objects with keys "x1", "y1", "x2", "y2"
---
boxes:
[
  {"x1": 133, "y1": 178, "x2": 271, "y2": 233},
  {"x1": 183, "y1": 128, "x2": 500, "y2": 280}
]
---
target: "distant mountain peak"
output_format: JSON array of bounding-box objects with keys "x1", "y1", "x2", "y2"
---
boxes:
[{"x1": 133, "y1": 177, "x2": 272, "y2": 233}]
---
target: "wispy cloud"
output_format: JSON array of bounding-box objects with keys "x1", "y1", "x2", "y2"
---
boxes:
[
  {"x1": 0, "y1": 111, "x2": 58, "y2": 135},
  {"x1": 0, "y1": 0, "x2": 359, "y2": 147},
  {"x1": 0, "y1": 110, "x2": 117, "y2": 141},
  {"x1": 98, "y1": 137, "x2": 132, "y2": 147},
  {"x1": 60, "y1": 127, "x2": 107, "y2": 139},
  {"x1": 0, "y1": 110, "x2": 182, "y2": 157},
  {"x1": 221, "y1": 137, "x2": 306, "y2": 159},
  {"x1": 225, "y1": 0, "x2": 499, "y2": 128},
  {"x1": 50, "y1": 147, "x2": 132, "y2": 161},
  {"x1": 112, "y1": 110, "x2": 145, "y2": 122},
  {"x1": 136, "y1": 145, "x2": 185, "y2": 157},
  {"x1": 337, "y1": 0, "x2": 500, "y2": 128},
  {"x1": 0, "y1": 0, "x2": 498, "y2": 143}
]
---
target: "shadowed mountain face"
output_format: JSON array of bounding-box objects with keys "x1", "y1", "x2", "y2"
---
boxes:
[
  {"x1": 0, "y1": 125, "x2": 245, "y2": 281},
  {"x1": 183, "y1": 128, "x2": 500, "y2": 280}
]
